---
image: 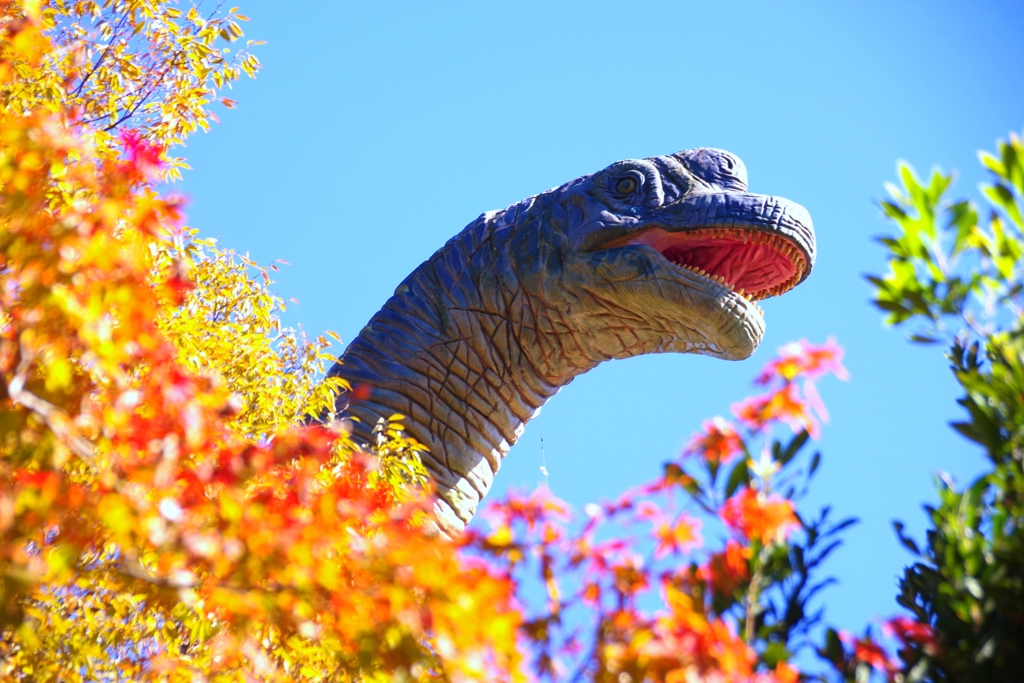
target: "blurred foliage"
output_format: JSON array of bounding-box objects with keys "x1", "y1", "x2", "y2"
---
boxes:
[
  {"x1": 2, "y1": 0, "x2": 260, "y2": 179},
  {"x1": 1, "y1": 4, "x2": 522, "y2": 681},
  {"x1": 475, "y1": 339, "x2": 851, "y2": 682},
  {"x1": 868, "y1": 131, "x2": 1024, "y2": 682},
  {"x1": 152, "y1": 235, "x2": 344, "y2": 439}
]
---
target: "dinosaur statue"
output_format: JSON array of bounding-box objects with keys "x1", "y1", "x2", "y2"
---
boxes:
[{"x1": 327, "y1": 148, "x2": 815, "y2": 535}]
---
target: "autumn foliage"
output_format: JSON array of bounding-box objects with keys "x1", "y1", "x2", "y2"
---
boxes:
[
  {"x1": 0, "y1": 4, "x2": 521, "y2": 680},
  {"x1": 470, "y1": 336, "x2": 851, "y2": 682},
  {"x1": 3, "y1": 2, "x2": 1015, "y2": 682}
]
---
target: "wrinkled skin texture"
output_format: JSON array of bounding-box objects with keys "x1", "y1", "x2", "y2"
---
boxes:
[{"x1": 328, "y1": 149, "x2": 815, "y2": 534}]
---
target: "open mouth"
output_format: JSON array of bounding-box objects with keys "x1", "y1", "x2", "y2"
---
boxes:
[{"x1": 628, "y1": 227, "x2": 809, "y2": 301}]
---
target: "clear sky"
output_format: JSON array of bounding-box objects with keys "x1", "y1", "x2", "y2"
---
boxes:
[{"x1": 180, "y1": 1, "x2": 1024, "y2": 639}]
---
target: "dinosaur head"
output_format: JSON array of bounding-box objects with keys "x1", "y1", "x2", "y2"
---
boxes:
[
  {"x1": 334, "y1": 147, "x2": 816, "y2": 532},
  {"x1": 506, "y1": 148, "x2": 815, "y2": 367}
]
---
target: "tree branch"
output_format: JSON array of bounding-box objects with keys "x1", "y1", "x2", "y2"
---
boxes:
[{"x1": 5, "y1": 342, "x2": 97, "y2": 466}]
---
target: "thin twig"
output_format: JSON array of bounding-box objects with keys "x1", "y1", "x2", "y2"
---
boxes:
[
  {"x1": 71, "y1": 10, "x2": 133, "y2": 98},
  {"x1": 744, "y1": 550, "x2": 766, "y2": 644},
  {"x1": 6, "y1": 342, "x2": 97, "y2": 465}
]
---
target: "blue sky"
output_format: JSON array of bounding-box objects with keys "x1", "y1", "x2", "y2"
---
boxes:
[{"x1": 181, "y1": 1, "x2": 1024, "y2": 639}]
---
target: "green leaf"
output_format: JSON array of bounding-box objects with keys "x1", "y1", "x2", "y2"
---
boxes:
[
  {"x1": 979, "y1": 150, "x2": 1005, "y2": 177},
  {"x1": 664, "y1": 462, "x2": 703, "y2": 497},
  {"x1": 899, "y1": 162, "x2": 924, "y2": 200},
  {"x1": 808, "y1": 451, "x2": 821, "y2": 477},
  {"x1": 947, "y1": 199, "x2": 979, "y2": 256},
  {"x1": 724, "y1": 459, "x2": 750, "y2": 498},
  {"x1": 761, "y1": 641, "x2": 791, "y2": 668},
  {"x1": 982, "y1": 183, "x2": 1023, "y2": 229},
  {"x1": 962, "y1": 576, "x2": 984, "y2": 599},
  {"x1": 776, "y1": 430, "x2": 810, "y2": 466},
  {"x1": 926, "y1": 168, "x2": 953, "y2": 203},
  {"x1": 893, "y1": 521, "x2": 921, "y2": 556},
  {"x1": 879, "y1": 200, "x2": 907, "y2": 220},
  {"x1": 820, "y1": 627, "x2": 844, "y2": 664}
]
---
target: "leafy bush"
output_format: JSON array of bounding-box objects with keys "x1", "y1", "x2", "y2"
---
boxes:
[{"x1": 868, "y1": 131, "x2": 1024, "y2": 682}]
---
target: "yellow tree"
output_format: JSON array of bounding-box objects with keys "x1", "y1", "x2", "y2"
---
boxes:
[{"x1": 1, "y1": 3, "x2": 526, "y2": 680}]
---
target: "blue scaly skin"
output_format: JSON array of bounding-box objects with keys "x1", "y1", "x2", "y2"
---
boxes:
[{"x1": 328, "y1": 149, "x2": 815, "y2": 534}]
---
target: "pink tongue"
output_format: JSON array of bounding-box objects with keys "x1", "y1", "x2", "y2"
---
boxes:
[{"x1": 661, "y1": 238, "x2": 796, "y2": 293}]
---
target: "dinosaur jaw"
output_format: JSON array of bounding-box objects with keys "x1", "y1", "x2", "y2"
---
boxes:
[
  {"x1": 627, "y1": 227, "x2": 809, "y2": 302},
  {"x1": 580, "y1": 219, "x2": 811, "y2": 360}
]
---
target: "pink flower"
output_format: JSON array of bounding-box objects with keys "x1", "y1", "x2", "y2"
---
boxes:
[
  {"x1": 755, "y1": 336, "x2": 849, "y2": 386},
  {"x1": 697, "y1": 539, "x2": 751, "y2": 596},
  {"x1": 883, "y1": 616, "x2": 940, "y2": 655},
  {"x1": 684, "y1": 416, "x2": 744, "y2": 464},
  {"x1": 652, "y1": 514, "x2": 703, "y2": 559},
  {"x1": 483, "y1": 487, "x2": 570, "y2": 531},
  {"x1": 634, "y1": 500, "x2": 663, "y2": 522},
  {"x1": 838, "y1": 631, "x2": 900, "y2": 675},
  {"x1": 120, "y1": 129, "x2": 165, "y2": 180},
  {"x1": 733, "y1": 384, "x2": 821, "y2": 438},
  {"x1": 720, "y1": 488, "x2": 799, "y2": 545}
]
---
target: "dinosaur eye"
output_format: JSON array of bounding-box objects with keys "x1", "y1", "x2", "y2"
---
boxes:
[{"x1": 615, "y1": 177, "x2": 638, "y2": 194}]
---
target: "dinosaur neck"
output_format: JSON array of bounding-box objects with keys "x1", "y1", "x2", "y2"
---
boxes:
[{"x1": 333, "y1": 196, "x2": 597, "y2": 533}]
